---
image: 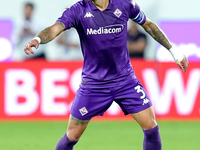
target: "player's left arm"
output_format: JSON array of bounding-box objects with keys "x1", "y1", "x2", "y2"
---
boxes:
[{"x1": 141, "y1": 18, "x2": 189, "y2": 72}]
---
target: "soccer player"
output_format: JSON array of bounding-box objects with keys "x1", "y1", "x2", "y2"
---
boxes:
[{"x1": 24, "y1": 0, "x2": 189, "y2": 150}]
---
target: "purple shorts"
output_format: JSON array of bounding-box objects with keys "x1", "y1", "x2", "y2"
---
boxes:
[{"x1": 70, "y1": 76, "x2": 152, "y2": 120}]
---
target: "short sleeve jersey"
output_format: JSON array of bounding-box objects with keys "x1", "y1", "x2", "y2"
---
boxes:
[{"x1": 57, "y1": 0, "x2": 146, "y2": 88}]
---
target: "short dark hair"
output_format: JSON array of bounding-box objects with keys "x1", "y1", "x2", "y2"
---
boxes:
[{"x1": 25, "y1": 2, "x2": 34, "y2": 9}]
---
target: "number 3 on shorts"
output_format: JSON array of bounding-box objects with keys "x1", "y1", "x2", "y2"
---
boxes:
[{"x1": 134, "y1": 85, "x2": 146, "y2": 99}]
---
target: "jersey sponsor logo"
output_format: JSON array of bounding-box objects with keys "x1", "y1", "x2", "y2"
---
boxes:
[
  {"x1": 114, "y1": 9, "x2": 122, "y2": 18},
  {"x1": 87, "y1": 24, "x2": 124, "y2": 35},
  {"x1": 79, "y1": 107, "x2": 88, "y2": 116},
  {"x1": 84, "y1": 12, "x2": 94, "y2": 18}
]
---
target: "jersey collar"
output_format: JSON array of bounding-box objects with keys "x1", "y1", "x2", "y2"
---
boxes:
[{"x1": 89, "y1": 0, "x2": 114, "y2": 11}]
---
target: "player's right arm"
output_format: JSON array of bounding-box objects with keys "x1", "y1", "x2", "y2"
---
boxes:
[{"x1": 24, "y1": 21, "x2": 65, "y2": 56}]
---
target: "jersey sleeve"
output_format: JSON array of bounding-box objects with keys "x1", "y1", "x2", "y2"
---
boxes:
[
  {"x1": 128, "y1": 0, "x2": 146, "y2": 25},
  {"x1": 56, "y1": 4, "x2": 79, "y2": 30}
]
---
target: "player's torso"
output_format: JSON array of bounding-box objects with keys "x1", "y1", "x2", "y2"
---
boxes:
[
  {"x1": 74, "y1": 0, "x2": 134, "y2": 86},
  {"x1": 76, "y1": 1, "x2": 129, "y2": 50}
]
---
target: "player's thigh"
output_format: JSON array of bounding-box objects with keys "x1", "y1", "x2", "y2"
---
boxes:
[
  {"x1": 114, "y1": 77, "x2": 152, "y2": 115},
  {"x1": 130, "y1": 106, "x2": 157, "y2": 130},
  {"x1": 67, "y1": 114, "x2": 90, "y2": 141},
  {"x1": 71, "y1": 87, "x2": 113, "y2": 120},
  {"x1": 114, "y1": 77, "x2": 157, "y2": 129}
]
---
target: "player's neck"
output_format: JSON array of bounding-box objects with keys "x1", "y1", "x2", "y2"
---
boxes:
[{"x1": 92, "y1": 0, "x2": 110, "y2": 11}]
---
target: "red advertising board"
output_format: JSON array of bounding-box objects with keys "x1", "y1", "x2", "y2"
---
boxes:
[{"x1": 0, "y1": 60, "x2": 200, "y2": 121}]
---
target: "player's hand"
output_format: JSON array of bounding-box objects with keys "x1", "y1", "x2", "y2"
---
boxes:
[
  {"x1": 24, "y1": 39, "x2": 39, "y2": 56},
  {"x1": 175, "y1": 55, "x2": 189, "y2": 73}
]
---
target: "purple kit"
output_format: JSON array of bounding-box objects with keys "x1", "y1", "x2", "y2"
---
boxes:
[
  {"x1": 56, "y1": 0, "x2": 151, "y2": 120},
  {"x1": 71, "y1": 74, "x2": 152, "y2": 120}
]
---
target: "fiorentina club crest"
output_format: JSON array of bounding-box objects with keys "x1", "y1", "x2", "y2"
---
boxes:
[
  {"x1": 114, "y1": 8, "x2": 122, "y2": 18},
  {"x1": 79, "y1": 107, "x2": 88, "y2": 116}
]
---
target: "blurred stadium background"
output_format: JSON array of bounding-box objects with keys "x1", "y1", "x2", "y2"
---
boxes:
[{"x1": 0, "y1": 0, "x2": 200, "y2": 150}]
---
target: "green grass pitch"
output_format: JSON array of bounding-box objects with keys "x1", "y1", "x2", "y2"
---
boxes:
[{"x1": 0, "y1": 121, "x2": 200, "y2": 150}]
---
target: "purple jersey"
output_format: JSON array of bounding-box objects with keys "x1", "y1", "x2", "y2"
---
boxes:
[{"x1": 57, "y1": 0, "x2": 146, "y2": 88}]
